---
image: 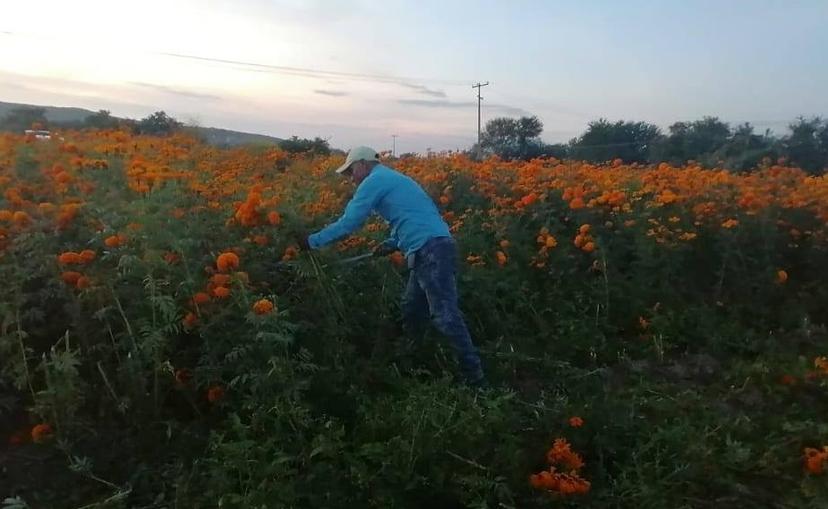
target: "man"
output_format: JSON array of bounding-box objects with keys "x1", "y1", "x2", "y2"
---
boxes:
[{"x1": 299, "y1": 146, "x2": 485, "y2": 386}]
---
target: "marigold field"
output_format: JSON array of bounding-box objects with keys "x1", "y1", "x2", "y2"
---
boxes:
[{"x1": 2, "y1": 129, "x2": 828, "y2": 508}]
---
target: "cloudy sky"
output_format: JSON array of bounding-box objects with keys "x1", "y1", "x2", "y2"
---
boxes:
[{"x1": 2, "y1": 0, "x2": 827, "y2": 153}]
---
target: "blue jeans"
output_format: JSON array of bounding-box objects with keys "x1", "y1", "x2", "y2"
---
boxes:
[{"x1": 401, "y1": 237, "x2": 484, "y2": 384}]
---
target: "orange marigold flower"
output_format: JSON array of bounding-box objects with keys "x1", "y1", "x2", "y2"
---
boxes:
[
  {"x1": 79, "y1": 249, "x2": 96, "y2": 263},
  {"x1": 61, "y1": 271, "x2": 82, "y2": 285},
  {"x1": 75, "y1": 276, "x2": 91, "y2": 289},
  {"x1": 804, "y1": 447, "x2": 828, "y2": 475},
  {"x1": 252, "y1": 235, "x2": 268, "y2": 246},
  {"x1": 104, "y1": 234, "x2": 123, "y2": 248},
  {"x1": 569, "y1": 416, "x2": 584, "y2": 427},
  {"x1": 776, "y1": 270, "x2": 788, "y2": 284},
  {"x1": 582, "y1": 242, "x2": 596, "y2": 253},
  {"x1": 207, "y1": 385, "x2": 225, "y2": 403},
  {"x1": 282, "y1": 246, "x2": 299, "y2": 262},
  {"x1": 216, "y1": 252, "x2": 240, "y2": 272},
  {"x1": 210, "y1": 273, "x2": 232, "y2": 287},
  {"x1": 31, "y1": 423, "x2": 53, "y2": 443},
  {"x1": 569, "y1": 197, "x2": 585, "y2": 210},
  {"x1": 58, "y1": 251, "x2": 83, "y2": 265},
  {"x1": 389, "y1": 251, "x2": 406, "y2": 267},
  {"x1": 12, "y1": 211, "x2": 31, "y2": 225},
  {"x1": 545, "y1": 235, "x2": 558, "y2": 248},
  {"x1": 546, "y1": 438, "x2": 585, "y2": 471},
  {"x1": 252, "y1": 298, "x2": 275, "y2": 315},
  {"x1": 520, "y1": 192, "x2": 538, "y2": 207},
  {"x1": 721, "y1": 218, "x2": 739, "y2": 229},
  {"x1": 499, "y1": 239, "x2": 510, "y2": 249},
  {"x1": 267, "y1": 211, "x2": 282, "y2": 225},
  {"x1": 0, "y1": 210, "x2": 12, "y2": 221},
  {"x1": 192, "y1": 292, "x2": 211, "y2": 305},
  {"x1": 496, "y1": 250, "x2": 507, "y2": 266},
  {"x1": 182, "y1": 312, "x2": 198, "y2": 328},
  {"x1": 212, "y1": 286, "x2": 230, "y2": 299},
  {"x1": 579, "y1": 224, "x2": 591, "y2": 235},
  {"x1": 174, "y1": 368, "x2": 192, "y2": 386}
]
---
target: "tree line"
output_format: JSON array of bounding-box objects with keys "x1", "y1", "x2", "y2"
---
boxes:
[{"x1": 476, "y1": 115, "x2": 828, "y2": 174}]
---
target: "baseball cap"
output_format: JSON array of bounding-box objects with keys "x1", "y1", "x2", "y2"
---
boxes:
[{"x1": 335, "y1": 146, "x2": 380, "y2": 174}]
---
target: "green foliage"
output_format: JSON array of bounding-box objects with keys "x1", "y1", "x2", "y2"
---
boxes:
[
  {"x1": 278, "y1": 135, "x2": 332, "y2": 156},
  {"x1": 570, "y1": 119, "x2": 662, "y2": 163}
]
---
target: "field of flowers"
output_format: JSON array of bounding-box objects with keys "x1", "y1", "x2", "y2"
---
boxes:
[{"x1": 1, "y1": 129, "x2": 827, "y2": 508}]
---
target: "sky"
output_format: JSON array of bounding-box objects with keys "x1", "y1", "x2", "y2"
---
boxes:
[{"x1": 1, "y1": 0, "x2": 827, "y2": 153}]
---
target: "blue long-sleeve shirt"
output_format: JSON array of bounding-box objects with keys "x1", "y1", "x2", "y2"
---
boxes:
[{"x1": 308, "y1": 164, "x2": 451, "y2": 256}]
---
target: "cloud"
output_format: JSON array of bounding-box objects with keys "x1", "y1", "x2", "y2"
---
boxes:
[
  {"x1": 314, "y1": 89, "x2": 348, "y2": 97},
  {"x1": 398, "y1": 98, "x2": 531, "y2": 116},
  {"x1": 129, "y1": 82, "x2": 221, "y2": 101},
  {"x1": 399, "y1": 82, "x2": 446, "y2": 98}
]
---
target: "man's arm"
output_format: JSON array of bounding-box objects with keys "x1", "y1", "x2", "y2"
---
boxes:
[{"x1": 308, "y1": 177, "x2": 383, "y2": 249}]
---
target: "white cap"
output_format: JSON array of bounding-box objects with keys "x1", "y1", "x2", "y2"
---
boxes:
[{"x1": 335, "y1": 146, "x2": 380, "y2": 174}]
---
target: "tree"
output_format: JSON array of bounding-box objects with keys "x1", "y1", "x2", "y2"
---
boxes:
[
  {"x1": 84, "y1": 110, "x2": 120, "y2": 129},
  {"x1": 136, "y1": 111, "x2": 182, "y2": 135},
  {"x1": 570, "y1": 119, "x2": 662, "y2": 163},
  {"x1": 0, "y1": 107, "x2": 48, "y2": 132},
  {"x1": 480, "y1": 115, "x2": 547, "y2": 160},
  {"x1": 783, "y1": 117, "x2": 828, "y2": 174},
  {"x1": 657, "y1": 117, "x2": 731, "y2": 165},
  {"x1": 278, "y1": 136, "x2": 331, "y2": 156},
  {"x1": 712, "y1": 123, "x2": 777, "y2": 171}
]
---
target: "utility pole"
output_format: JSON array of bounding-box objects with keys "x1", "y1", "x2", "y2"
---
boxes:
[
  {"x1": 472, "y1": 81, "x2": 489, "y2": 148},
  {"x1": 391, "y1": 134, "x2": 398, "y2": 157}
]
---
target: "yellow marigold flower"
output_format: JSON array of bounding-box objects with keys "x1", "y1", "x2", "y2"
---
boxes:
[
  {"x1": 216, "y1": 252, "x2": 240, "y2": 272},
  {"x1": 252, "y1": 298, "x2": 275, "y2": 315}
]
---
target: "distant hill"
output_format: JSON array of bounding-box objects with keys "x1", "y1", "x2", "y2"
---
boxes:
[
  {"x1": 0, "y1": 101, "x2": 95, "y2": 124},
  {"x1": 0, "y1": 101, "x2": 283, "y2": 146}
]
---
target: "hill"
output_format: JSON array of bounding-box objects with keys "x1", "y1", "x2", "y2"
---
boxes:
[{"x1": 0, "y1": 101, "x2": 283, "y2": 146}]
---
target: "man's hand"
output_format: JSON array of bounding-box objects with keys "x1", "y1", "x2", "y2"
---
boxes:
[
  {"x1": 293, "y1": 230, "x2": 311, "y2": 251},
  {"x1": 372, "y1": 242, "x2": 396, "y2": 257}
]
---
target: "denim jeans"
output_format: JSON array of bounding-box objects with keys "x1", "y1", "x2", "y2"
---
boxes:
[{"x1": 401, "y1": 236, "x2": 484, "y2": 384}]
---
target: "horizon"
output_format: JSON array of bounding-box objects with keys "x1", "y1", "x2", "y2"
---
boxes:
[{"x1": 2, "y1": 0, "x2": 827, "y2": 153}]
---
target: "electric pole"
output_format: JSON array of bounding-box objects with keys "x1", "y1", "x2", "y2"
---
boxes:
[
  {"x1": 472, "y1": 81, "x2": 489, "y2": 148},
  {"x1": 391, "y1": 134, "x2": 398, "y2": 157}
]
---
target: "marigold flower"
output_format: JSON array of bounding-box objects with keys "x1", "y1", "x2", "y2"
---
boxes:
[
  {"x1": 253, "y1": 235, "x2": 268, "y2": 246},
  {"x1": 569, "y1": 416, "x2": 584, "y2": 427},
  {"x1": 582, "y1": 242, "x2": 596, "y2": 253},
  {"x1": 389, "y1": 251, "x2": 406, "y2": 267},
  {"x1": 579, "y1": 224, "x2": 591, "y2": 235},
  {"x1": 546, "y1": 438, "x2": 585, "y2": 471},
  {"x1": 281, "y1": 246, "x2": 299, "y2": 262},
  {"x1": 192, "y1": 292, "x2": 211, "y2": 305},
  {"x1": 545, "y1": 236, "x2": 558, "y2": 248},
  {"x1": 252, "y1": 298, "x2": 275, "y2": 315},
  {"x1": 267, "y1": 211, "x2": 282, "y2": 225},
  {"x1": 174, "y1": 368, "x2": 192, "y2": 386},
  {"x1": 61, "y1": 271, "x2": 82, "y2": 285},
  {"x1": 104, "y1": 234, "x2": 125, "y2": 248},
  {"x1": 496, "y1": 250, "x2": 507, "y2": 266},
  {"x1": 79, "y1": 249, "x2": 96, "y2": 263},
  {"x1": 182, "y1": 312, "x2": 198, "y2": 328},
  {"x1": 499, "y1": 239, "x2": 510, "y2": 249},
  {"x1": 216, "y1": 252, "x2": 240, "y2": 272},
  {"x1": 721, "y1": 218, "x2": 739, "y2": 229},
  {"x1": 12, "y1": 211, "x2": 31, "y2": 225},
  {"x1": 207, "y1": 385, "x2": 225, "y2": 403},
  {"x1": 212, "y1": 286, "x2": 231, "y2": 299},
  {"x1": 210, "y1": 273, "x2": 232, "y2": 287},
  {"x1": 0, "y1": 210, "x2": 12, "y2": 221},
  {"x1": 776, "y1": 270, "x2": 788, "y2": 284},
  {"x1": 31, "y1": 423, "x2": 53, "y2": 443},
  {"x1": 75, "y1": 276, "x2": 91, "y2": 289},
  {"x1": 58, "y1": 251, "x2": 83, "y2": 265},
  {"x1": 804, "y1": 447, "x2": 828, "y2": 474}
]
